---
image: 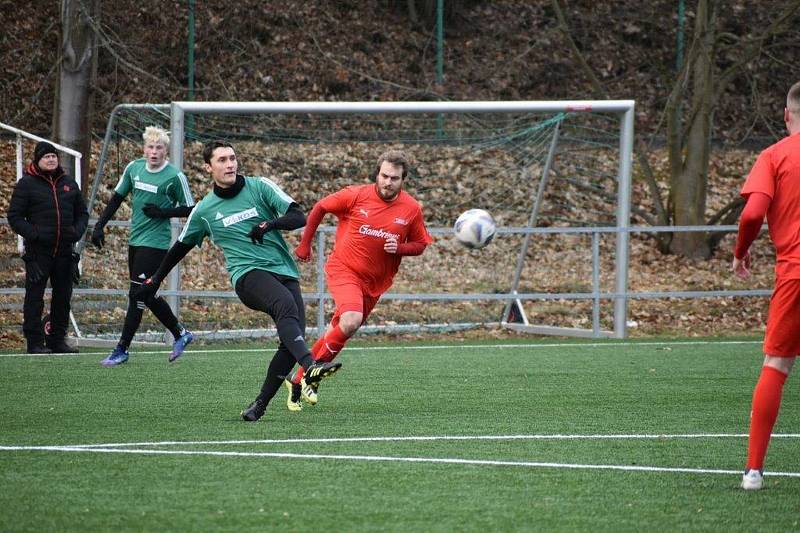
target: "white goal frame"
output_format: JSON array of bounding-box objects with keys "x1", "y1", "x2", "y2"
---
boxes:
[{"x1": 168, "y1": 100, "x2": 635, "y2": 339}]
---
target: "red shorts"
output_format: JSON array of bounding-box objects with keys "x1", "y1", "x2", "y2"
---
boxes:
[
  {"x1": 764, "y1": 277, "x2": 800, "y2": 357},
  {"x1": 327, "y1": 269, "x2": 380, "y2": 329}
]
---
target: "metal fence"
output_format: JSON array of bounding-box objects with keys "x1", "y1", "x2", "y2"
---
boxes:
[{"x1": 0, "y1": 218, "x2": 770, "y2": 344}]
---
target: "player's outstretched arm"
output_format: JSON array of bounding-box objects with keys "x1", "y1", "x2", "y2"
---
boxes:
[
  {"x1": 294, "y1": 203, "x2": 327, "y2": 261},
  {"x1": 136, "y1": 241, "x2": 194, "y2": 300},
  {"x1": 248, "y1": 204, "x2": 306, "y2": 244},
  {"x1": 142, "y1": 204, "x2": 194, "y2": 219},
  {"x1": 91, "y1": 193, "x2": 125, "y2": 249}
]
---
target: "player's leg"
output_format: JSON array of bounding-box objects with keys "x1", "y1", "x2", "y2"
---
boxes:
[
  {"x1": 236, "y1": 270, "x2": 340, "y2": 420},
  {"x1": 272, "y1": 274, "x2": 307, "y2": 412},
  {"x1": 742, "y1": 278, "x2": 799, "y2": 490},
  {"x1": 290, "y1": 277, "x2": 364, "y2": 388},
  {"x1": 137, "y1": 247, "x2": 192, "y2": 361},
  {"x1": 241, "y1": 349, "x2": 296, "y2": 421},
  {"x1": 295, "y1": 293, "x2": 379, "y2": 406},
  {"x1": 101, "y1": 246, "x2": 140, "y2": 366},
  {"x1": 45, "y1": 254, "x2": 78, "y2": 353},
  {"x1": 22, "y1": 253, "x2": 51, "y2": 353}
]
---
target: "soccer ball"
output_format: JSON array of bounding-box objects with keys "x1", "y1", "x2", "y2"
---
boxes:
[{"x1": 454, "y1": 209, "x2": 496, "y2": 249}]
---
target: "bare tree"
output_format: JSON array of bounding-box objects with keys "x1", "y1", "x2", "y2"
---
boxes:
[
  {"x1": 55, "y1": 0, "x2": 97, "y2": 189},
  {"x1": 552, "y1": 0, "x2": 800, "y2": 259}
]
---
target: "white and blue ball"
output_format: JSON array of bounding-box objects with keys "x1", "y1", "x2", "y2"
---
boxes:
[{"x1": 454, "y1": 209, "x2": 496, "y2": 249}]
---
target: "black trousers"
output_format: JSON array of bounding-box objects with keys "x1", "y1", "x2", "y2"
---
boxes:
[
  {"x1": 119, "y1": 246, "x2": 181, "y2": 348},
  {"x1": 235, "y1": 269, "x2": 312, "y2": 403},
  {"x1": 23, "y1": 252, "x2": 73, "y2": 345}
]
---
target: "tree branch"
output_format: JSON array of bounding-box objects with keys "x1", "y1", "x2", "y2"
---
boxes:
[
  {"x1": 706, "y1": 197, "x2": 745, "y2": 252},
  {"x1": 714, "y1": 2, "x2": 800, "y2": 102},
  {"x1": 550, "y1": 0, "x2": 669, "y2": 228}
]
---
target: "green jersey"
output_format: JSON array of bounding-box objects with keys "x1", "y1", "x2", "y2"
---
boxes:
[
  {"x1": 178, "y1": 176, "x2": 300, "y2": 288},
  {"x1": 114, "y1": 159, "x2": 195, "y2": 249}
]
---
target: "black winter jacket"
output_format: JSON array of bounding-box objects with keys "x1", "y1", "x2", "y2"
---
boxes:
[{"x1": 7, "y1": 163, "x2": 90, "y2": 257}]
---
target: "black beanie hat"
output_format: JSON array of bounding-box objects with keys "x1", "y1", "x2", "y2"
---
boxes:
[{"x1": 33, "y1": 141, "x2": 58, "y2": 165}]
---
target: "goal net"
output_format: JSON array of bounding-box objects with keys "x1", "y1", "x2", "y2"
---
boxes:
[{"x1": 0, "y1": 101, "x2": 633, "y2": 346}]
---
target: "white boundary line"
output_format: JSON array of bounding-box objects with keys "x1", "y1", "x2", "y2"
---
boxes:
[
  {"x1": 1, "y1": 444, "x2": 799, "y2": 479},
  {"x1": 0, "y1": 339, "x2": 763, "y2": 358},
  {"x1": 44, "y1": 433, "x2": 800, "y2": 448},
  {"x1": 2, "y1": 434, "x2": 799, "y2": 479}
]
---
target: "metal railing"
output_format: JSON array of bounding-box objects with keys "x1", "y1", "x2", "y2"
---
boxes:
[{"x1": 0, "y1": 220, "x2": 770, "y2": 342}]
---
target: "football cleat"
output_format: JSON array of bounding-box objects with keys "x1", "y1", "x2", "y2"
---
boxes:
[
  {"x1": 284, "y1": 379, "x2": 302, "y2": 412},
  {"x1": 169, "y1": 331, "x2": 194, "y2": 362},
  {"x1": 100, "y1": 345, "x2": 129, "y2": 366},
  {"x1": 300, "y1": 379, "x2": 319, "y2": 405},
  {"x1": 741, "y1": 469, "x2": 763, "y2": 490},
  {"x1": 303, "y1": 361, "x2": 341, "y2": 385},
  {"x1": 241, "y1": 398, "x2": 267, "y2": 422}
]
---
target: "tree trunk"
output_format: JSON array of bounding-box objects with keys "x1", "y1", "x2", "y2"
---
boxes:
[
  {"x1": 56, "y1": 0, "x2": 96, "y2": 190},
  {"x1": 667, "y1": 0, "x2": 715, "y2": 259}
]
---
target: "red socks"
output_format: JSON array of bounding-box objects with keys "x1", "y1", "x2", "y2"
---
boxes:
[
  {"x1": 313, "y1": 325, "x2": 350, "y2": 363},
  {"x1": 746, "y1": 365, "x2": 788, "y2": 471}
]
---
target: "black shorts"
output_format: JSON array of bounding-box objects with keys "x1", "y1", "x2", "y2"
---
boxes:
[{"x1": 128, "y1": 246, "x2": 168, "y2": 283}]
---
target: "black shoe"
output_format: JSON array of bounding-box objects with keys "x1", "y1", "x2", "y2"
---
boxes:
[
  {"x1": 27, "y1": 344, "x2": 52, "y2": 354},
  {"x1": 46, "y1": 340, "x2": 79, "y2": 354},
  {"x1": 241, "y1": 398, "x2": 267, "y2": 422},
  {"x1": 303, "y1": 361, "x2": 342, "y2": 385}
]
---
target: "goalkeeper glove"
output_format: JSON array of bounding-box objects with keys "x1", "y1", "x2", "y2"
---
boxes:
[
  {"x1": 248, "y1": 220, "x2": 275, "y2": 244},
  {"x1": 91, "y1": 226, "x2": 105, "y2": 249}
]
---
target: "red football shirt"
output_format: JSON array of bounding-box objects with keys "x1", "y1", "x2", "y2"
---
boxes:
[
  {"x1": 319, "y1": 184, "x2": 432, "y2": 296},
  {"x1": 741, "y1": 132, "x2": 800, "y2": 279}
]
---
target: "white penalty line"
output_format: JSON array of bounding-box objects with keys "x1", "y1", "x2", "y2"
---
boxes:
[
  {"x1": 1, "y1": 444, "x2": 799, "y2": 478},
  {"x1": 45, "y1": 433, "x2": 800, "y2": 448},
  {"x1": 0, "y1": 339, "x2": 763, "y2": 358}
]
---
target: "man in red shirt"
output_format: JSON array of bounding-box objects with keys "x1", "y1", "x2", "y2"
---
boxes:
[
  {"x1": 288, "y1": 149, "x2": 433, "y2": 409},
  {"x1": 733, "y1": 80, "x2": 800, "y2": 490}
]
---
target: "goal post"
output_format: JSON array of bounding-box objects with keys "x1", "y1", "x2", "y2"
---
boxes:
[{"x1": 168, "y1": 100, "x2": 635, "y2": 339}]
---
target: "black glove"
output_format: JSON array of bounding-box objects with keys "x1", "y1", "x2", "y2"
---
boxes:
[
  {"x1": 248, "y1": 220, "x2": 274, "y2": 244},
  {"x1": 71, "y1": 253, "x2": 81, "y2": 284},
  {"x1": 137, "y1": 277, "x2": 161, "y2": 301},
  {"x1": 142, "y1": 204, "x2": 167, "y2": 218},
  {"x1": 91, "y1": 225, "x2": 105, "y2": 249},
  {"x1": 24, "y1": 255, "x2": 46, "y2": 285}
]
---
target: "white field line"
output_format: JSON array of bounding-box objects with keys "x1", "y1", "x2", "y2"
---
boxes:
[
  {"x1": 48, "y1": 433, "x2": 800, "y2": 448},
  {"x1": 0, "y1": 339, "x2": 763, "y2": 358},
  {"x1": 1, "y1": 444, "x2": 799, "y2": 478},
  {"x1": 2, "y1": 434, "x2": 800, "y2": 479}
]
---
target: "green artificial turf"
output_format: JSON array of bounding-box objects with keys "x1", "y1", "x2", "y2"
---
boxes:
[{"x1": 1, "y1": 337, "x2": 797, "y2": 532}]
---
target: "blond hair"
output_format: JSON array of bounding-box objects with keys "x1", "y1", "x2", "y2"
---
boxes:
[{"x1": 142, "y1": 126, "x2": 170, "y2": 146}]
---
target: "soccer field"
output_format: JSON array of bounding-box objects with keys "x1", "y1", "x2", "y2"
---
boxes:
[{"x1": 1, "y1": 338, "x2": 798, "y2": 532}]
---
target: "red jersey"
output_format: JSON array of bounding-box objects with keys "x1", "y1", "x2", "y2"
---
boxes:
[
  {"x1": 741, "y1": 132, "x2": 800, "y2": 279},
  {"x1": 319, "y1": 184, "x2": 432, "y2": 296}
]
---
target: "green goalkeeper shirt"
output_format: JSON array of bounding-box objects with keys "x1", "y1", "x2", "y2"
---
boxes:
[
  {"x1": 114, "y1": 159, "x2": 195, "y2": 249},
  {"x1": 177, "y1": 175, "x2": 300, "y2": 288}
]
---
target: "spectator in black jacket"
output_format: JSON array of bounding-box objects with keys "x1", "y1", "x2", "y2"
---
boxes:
[{"x1": 7, "y1": 141, "x2": 89, "y2": 354}]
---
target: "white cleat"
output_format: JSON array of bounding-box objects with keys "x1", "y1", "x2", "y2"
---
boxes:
[{"x1": 741, "y1": 469, "x2": 763, "y2": 490}]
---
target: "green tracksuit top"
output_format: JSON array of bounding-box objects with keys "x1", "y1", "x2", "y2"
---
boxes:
[
  {"x1": 114, "y1": 159, "x2": 195, "y2": 249},
  {"x1": 177, "y1": 176, "x2": 300, "y2": 288}
]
